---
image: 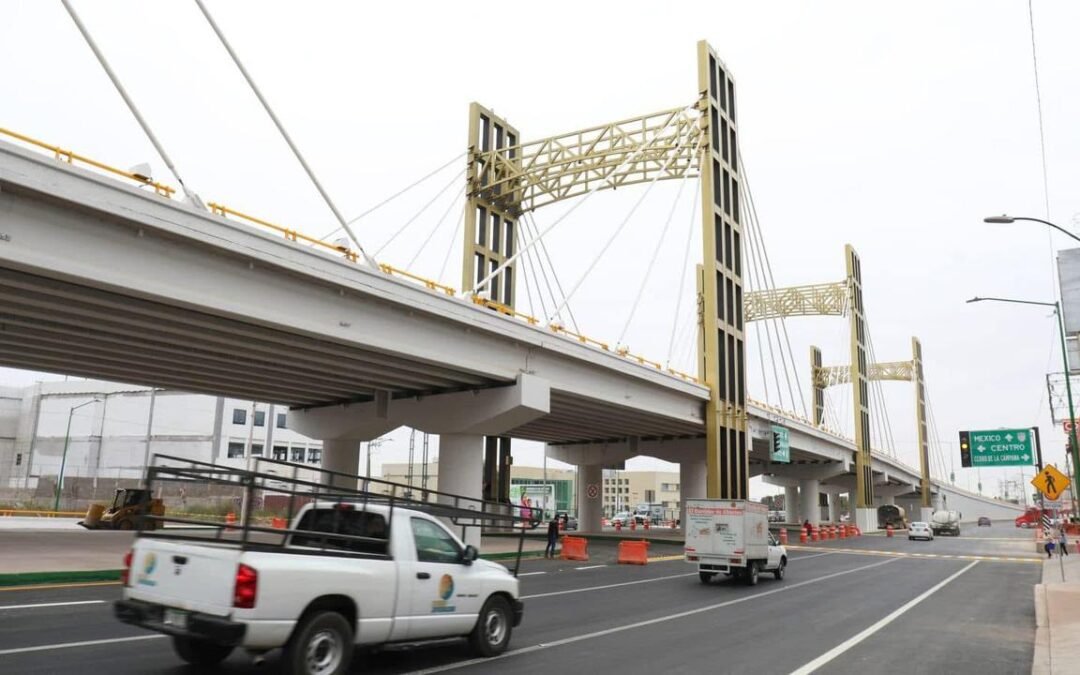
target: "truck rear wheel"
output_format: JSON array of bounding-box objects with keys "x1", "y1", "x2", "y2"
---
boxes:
[
  {"x1": 699, "y1": 571, "x2": 715, "y2": 584},
  {"x1": 469, "y1": 595, "x2": 513, "y2": 657},
  {"x1": 745, "y1": 562, "x2": 759, "y2": 586},
  {"x1": 283, "y1": 610, "x2": 354, "y2": 675},
  {"x1": 172, "y1": 636, "x2": 233, "y2": 667}
]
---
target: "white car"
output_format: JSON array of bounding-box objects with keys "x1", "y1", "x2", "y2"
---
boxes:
[
  {"x1": 909, "y1": 521, "x2": 934, "y2": 541},
  {"x1": 610, "y1": 512, "x2": 633, "y2": 527}
]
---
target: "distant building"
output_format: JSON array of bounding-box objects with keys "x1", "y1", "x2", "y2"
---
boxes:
[
  {"x1": 380, "y1": 462, "x2": 578, "y2": 514},
  {"x1": 0, "y1": 380, "x2": 325, "y2": 494},
  {"x1": 602, "y1": 469, "x2": 681, "y2": 518}
]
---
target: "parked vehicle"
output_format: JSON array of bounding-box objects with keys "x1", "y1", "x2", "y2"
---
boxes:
[
  {"x1": 877, "y1": 505, "x2": 908, "y2": 530},
  {"x1": 114, "y1": 455, "x2": 528, "y2": 674},
  {"x1": 908, "y1": 521, "x2": 934, "y2": 541},
  {"x1": 685, "y1": 499, "x2": 787, "y2": 586},
  {"x1": 977, "y1": 516, "x2": 992, "y2": 527},
  {"x1": 555, "y1": 511, "x2": 578, "y2": 530},
  {"x1": 610, "y1": 511, "x2": 633, "y2": 527},
  {"x1": 78, "y1": 488, "x2": 164, "y2": 531},
  {"x1": 930, "y1": 510, "x2": 962, "y2": 537},
  {"x1": 633, "y1": 503, "x2": 665, "y2": 525}
]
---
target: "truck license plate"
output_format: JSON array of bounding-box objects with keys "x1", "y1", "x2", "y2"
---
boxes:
[{"x1": 163, "y1": 608, "x2": 188, "y2": 630}]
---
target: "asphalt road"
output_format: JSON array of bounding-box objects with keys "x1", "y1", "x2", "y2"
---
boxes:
[{"x1": 0, "y1": 527, "x2": 1040, "y2": 674}]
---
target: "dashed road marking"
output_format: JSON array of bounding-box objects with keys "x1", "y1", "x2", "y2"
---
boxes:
[
  {"x1": 0, "y1": 634, "x2": 166, "y2": 656},
  {"x1": 574, "y1": 565, "x2": 606, "y2": 571},
  {"x1": 0, "y1": 600, "x2": 106, "y2": 611},
  {"x1": 517, "y1": 571, "x2": 546, "y2": 577}
]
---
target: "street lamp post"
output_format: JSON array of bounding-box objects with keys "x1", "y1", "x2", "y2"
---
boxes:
[
  {"x1": 967, "y1": 295, "x2": 1080, "y2": 515},
  {"x1": 55, "y1": 399, "x2": 102, "y2": 512}
]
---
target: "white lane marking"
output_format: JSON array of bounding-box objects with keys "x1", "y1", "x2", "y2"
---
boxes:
[
  {"x1": 0, "y1": 600, "x2": 106, "y2": 611},
  {"x1": 516, "y1": 572, "x2": 546, "y2": 577},
  {"x1": 574, "y1": 565, "x2": 606, "y2": 571},
  {"x1": 411, "y1": 557, "x2": 901, "y2": 674},
  {"x1": 788, "y1": 560, "x2": 979, "y2": 675},
  {"x1": 0, "y1": 634, "x2": 166, "y2": 656},
  {"x1": 522, "y1": 573, "x2": 696, "y2": 599},
  {"x1": 788, "y1": 552, "x2": 836, "y2": 561}
]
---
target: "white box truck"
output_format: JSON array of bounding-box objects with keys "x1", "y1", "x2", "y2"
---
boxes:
[{"x1": 684, "y1": 499, "x2": 787, "y2": 586}]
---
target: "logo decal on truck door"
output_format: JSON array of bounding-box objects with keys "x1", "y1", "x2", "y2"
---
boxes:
[
  {"x1": 136, "y1": 553, "x2": 158, "y2": 587},
  {"x1": 431, "y1": 574, "x2": 456, "y2": 613}
]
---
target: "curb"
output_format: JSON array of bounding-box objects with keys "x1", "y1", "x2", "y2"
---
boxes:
[
  {"x1": 480, "y1": 550, "x2": 547, "y2": 562},
  {"x1": 0, "y1": 569, "x2": 122, "y2": 588}
]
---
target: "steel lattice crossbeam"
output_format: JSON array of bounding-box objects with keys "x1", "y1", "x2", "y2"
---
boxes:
[
  {"x1": 744, "y1": 282, "x2": 847, "y2": 322},
  {"x1": 468, "y1": 105, "x2": 703, "y2": 215},
  {"x1": 813, "y1": 360, "x2": 914, "y2": 387}
]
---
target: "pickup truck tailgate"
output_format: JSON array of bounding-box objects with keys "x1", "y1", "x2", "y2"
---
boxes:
[{"x1": 126, "y1": 539, "x2": 241, "y2": 617}]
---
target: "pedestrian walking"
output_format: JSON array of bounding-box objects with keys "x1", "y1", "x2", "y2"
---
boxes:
[
  {"x1": 1059, "y1": 528, "x2": 1070, "y2": 557},
  {"x1": 1045, "y1": 538, "x2": 1056, "y2": 559},
  {"x1": 545, "y1": 517, "x2": 560, "y2": 559}
]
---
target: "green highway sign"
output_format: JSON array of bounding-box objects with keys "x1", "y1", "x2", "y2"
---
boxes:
[
  {"x1": 959, "y1": 428, "x2": 1035, "y2": 467},
  {"x1": 770, "y1": 425, "x2": 790, "y2": 463}
]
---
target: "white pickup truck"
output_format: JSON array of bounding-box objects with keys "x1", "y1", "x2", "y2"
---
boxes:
[
  {"x1": 683, "y1": 499, "x2": 787, "y2": 585},
  {"x1": 115, "y1": 501, "x2": 523, "y2": 674}
]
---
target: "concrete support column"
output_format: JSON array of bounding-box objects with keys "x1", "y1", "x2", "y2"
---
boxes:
[
  {"x1": 321, "y1": 439, "x2": 361, "y2": 490},
  {"x1": 880, "y1": 493, "x2": 896, "y2": 506},
  {"x1": 799, "y1": 479, "x2": 820, "y2": 524},
  {"x1": 578, "y1": 464, "x2": 603, "y2": 533},
  {"x1": 785, "y1": 486, "x2": 799, "y2": 523},
  {"x1": 438, "y1": 434, "x2": 485, "y2": 549},
  {"x1": 826, "y1": 493, "x2": 837, "y2": 523},
  {"x1": 680, "y1": 459, "x2": 708, "y2": 534},
  {"x1": 847, "y1": 492, "x2": 856, "y2": 524}
]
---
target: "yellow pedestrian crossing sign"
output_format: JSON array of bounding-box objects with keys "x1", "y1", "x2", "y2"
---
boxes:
[{"x1": 1032, "y1": 464, "x2": 1070, "y2": 502}]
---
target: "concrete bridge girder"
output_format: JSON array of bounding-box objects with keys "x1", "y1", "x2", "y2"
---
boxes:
[{"x1": 288, "y1": 373, "x2": 550, "y2": 441}]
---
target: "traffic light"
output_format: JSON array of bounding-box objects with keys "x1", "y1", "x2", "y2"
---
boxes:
[{"x1": 959, "y1": 430, "x2": 972, "y2": 467}]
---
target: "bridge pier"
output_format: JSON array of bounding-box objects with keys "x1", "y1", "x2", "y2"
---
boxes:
[
  {"x1": 680, "y1": 458, "x2": 707, "y2": 533},
  {"x1": 577, "y1": 465, "x2": 604, "y2": 534},
  {"x1": 799, "y1": 479, "x2": 821, "y2": 524},
  {"x1": 438, "y1": 434, "x2": 485, "y2": 549},
  {"x1": 321, "y1": 438, "x2": 362, "y2": 488},
  {"x1": 785, "y1": 486, "x2": 799, "y2": 523}
]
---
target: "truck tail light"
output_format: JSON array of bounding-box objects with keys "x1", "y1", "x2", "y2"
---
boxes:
[
  {"x1": 233, "y1": 564, "x2": 258, "y2": 609},
  {"x1": 121, "y1": 549, "x2": 133, "y2": 587}
]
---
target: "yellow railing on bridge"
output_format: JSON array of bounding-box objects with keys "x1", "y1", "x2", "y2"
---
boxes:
[
  {"x1": 1, "y1": 126, "x2": 705, "y2": 386},
  {"x1": 0, "y1": 127, "x2": 176, "y2": 197}
]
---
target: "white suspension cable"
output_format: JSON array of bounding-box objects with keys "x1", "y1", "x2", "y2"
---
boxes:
[
  {"x1": 193, "y1": 0, "x2": 377, "y2": 267},
  {"x1": 375, "y1": 168, "x2": 465, "y2": 257},
  {"x1": 617, "y1": 176, "x2": 689, "y2": 346},
  {"x1": 319, "y1": 151, "x2": 468, "y2": 240},
  {"x1": 545, "y1": 123, "x2": 694, "y2": 324},
  {"x1": 436, "y1": 203, "x2": 466, "y2": 285},
  {"x1": 740, "y1": 155, "x2": 808, "y2": 419},
  {"x1": 520, "y1": 216, "x2": 552, "y2": 321},
  {"x1": 741, "y1": 183, "x2": 786, "y2": 409},
  {"x1": 61, "y1": 0, "x2": 200, "y2": 204},
  {"x1": 472, "y1": 104, "x2": 695, "y2": 302},
  {"x1": 406, "y1": 191, "x2": 465, "y2": 270},
  {"x1": 666, "y1": 178, "x2": 700, "y2": 368},
  {"x1": 515, "y1": 223, "x2": 537, "y2": 319},
  {"x1": 522, "y1": 213, "x2": 575, "y2": 331}
]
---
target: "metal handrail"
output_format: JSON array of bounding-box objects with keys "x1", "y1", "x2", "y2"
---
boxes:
[{"x1": 0, "y1": 127, "x2": 176, "y2": 197}]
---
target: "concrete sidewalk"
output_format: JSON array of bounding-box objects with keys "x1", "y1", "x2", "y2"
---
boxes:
[{"x1": 1033, "y1": 547, "x2": 1080, "y2": 673}]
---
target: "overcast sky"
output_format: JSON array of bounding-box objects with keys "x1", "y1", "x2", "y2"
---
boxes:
[{"x1": 3, "y1": 1, "x2": 1080, "y2": 500}]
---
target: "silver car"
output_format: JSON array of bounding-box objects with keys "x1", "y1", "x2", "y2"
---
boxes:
[{"x1": 908, "y1": 521, "x2": 934, "y2": 541}]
